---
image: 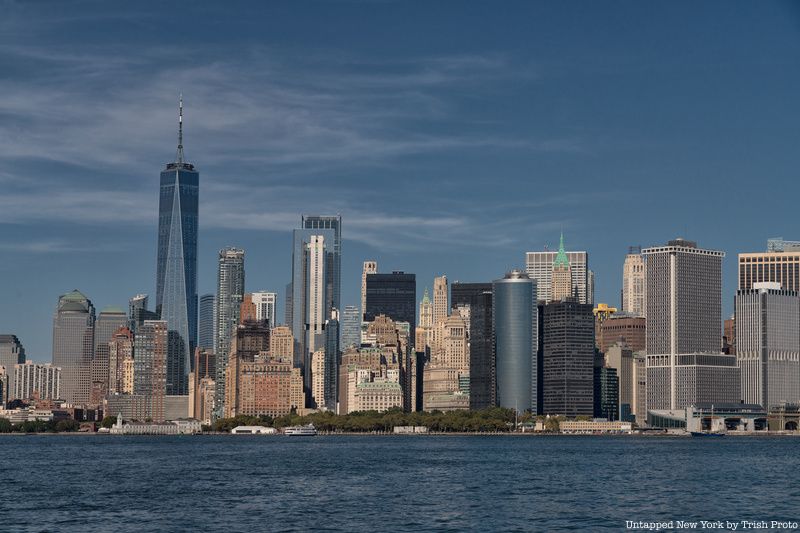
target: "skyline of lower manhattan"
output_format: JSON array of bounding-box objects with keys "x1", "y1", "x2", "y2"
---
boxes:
[{"x1": 5, "y1": 4, "x2": 800, "y2": 530}]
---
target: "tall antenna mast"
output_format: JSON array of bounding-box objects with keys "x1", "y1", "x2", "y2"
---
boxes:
[{"x1": 176, "y1": 94, "x2": 184, "y2": 164}]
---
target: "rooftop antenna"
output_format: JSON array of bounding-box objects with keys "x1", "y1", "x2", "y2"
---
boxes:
[{"x1": 176, "y1": 94, "x2": 184, "y2": 164}]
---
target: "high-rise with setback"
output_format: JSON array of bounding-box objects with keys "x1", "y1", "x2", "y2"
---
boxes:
[
  {"x1": 214, "y1": 247, "x2": 245, "y2": 416},
  {"x1": 155, "y1": 97, "x2": 198, "y2": 396},
  {"x1": 643, "y1": 239, "x2": 733, "y2": 411},
  {"x1": 52, "y1": 290, "x2": 95, "y2": 404}
]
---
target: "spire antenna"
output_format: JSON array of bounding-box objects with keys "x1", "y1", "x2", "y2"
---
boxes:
[{"x1": 176, "y1": 94, "x2": 184, "y2": 164}]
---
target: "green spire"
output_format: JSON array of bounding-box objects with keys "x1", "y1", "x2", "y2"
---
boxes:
[
  {"x1": 422, "y1": 287, "x2": 431, "y2": 305},
  {"x1": 553, "y1": 231, "x2": 570, "y2": 269}
]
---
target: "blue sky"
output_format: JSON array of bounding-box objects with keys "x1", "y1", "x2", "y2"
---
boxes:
[{"x1": 2, "y1": 1, "x2": 799, "y2": 361}]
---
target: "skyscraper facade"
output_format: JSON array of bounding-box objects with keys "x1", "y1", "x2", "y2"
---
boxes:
[
  {"x1": 492, "y1": 271, "x2": 538, "y2": 413},
  {"x1": 739, "y1": 238, "x2": 800, "y2": 293},
  {"x1": 91, "y1": 307, "x2": 128, "y2": 405},
  {"x1": 340, "y1": 305, "x2": 361, "y2": 351},
  {"x1": 735, "y1": 282, "x2": 800, "y2": 408},
  {"x1": 214, "y1": 247, "x2": 245, "y2": 416},
  {"x1": 622, "y1": 247, "x2": 646, "y2": 317},
  {"x1": 302, "y1": 215, "x2": 342, "y2": 310},
  {"x1": 198, "y1": 294, "x2": 215, "y2": 350},
  {"x1": 0, "y1": 335, "x2": 25, "y2": 403},
  {"x1": 451, "y1": 282, "x2": 494, "y2": 410},
  {"x1": 13, "y1": 361, "x2": 61, "y2": 401},
  {"x1": 542, "y1": 299, "x2": 595, "y2": 417},
  {"x1": 289, "y1": 227, "x2": 335, "y2": 367},
  {"x1": 361, "y1": 261, "x2": 377, "y2": 319},
  {"x1": 365, "y1": 272, "x2": 416, "y2": 345},
  {"x1": 155, "y1": 98, "x2": 199, "y2": 396},
  {"x1": 133, "y1": 320, "x2": 168, "y2": 422},
  {"x1": 433, "y1": 275, "x2": 449, "y2": 325},
  {"x1": 551, "y1": 233, "x2": 573, "y2": 302},
  {"x1": 251, "y1": 291, "x2": 277, "y2": 327},
  {"x1": 52, "y1": 290, "x2": 95, "y2": 404},
  {"x1": 643, "y1": 238, "x2": 725, "y2": 410},
  {"x1": 324, "y1": 309, "x2": 340, "y2": 410},
  {"x1": 525, "y1": 241, "x2": 588, "y2": 303}
]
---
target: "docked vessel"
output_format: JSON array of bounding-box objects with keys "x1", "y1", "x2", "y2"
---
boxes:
[{"x1": 284, "y1": 423, "x2": 317, "y2": 436}]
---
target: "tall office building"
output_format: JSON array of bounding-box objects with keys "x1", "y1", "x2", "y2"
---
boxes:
[
  {"x1": 133, "y1": 320, "x2": 168, "y2": 422},
  {"x1": 108, "y1": 327, "x2": 134, "y2": 395},
  {"x1": 361, "y1": 261, "x2": 377, "y2": 319},
  {"x1": 451, "y1": 282, "x2": 494, "y2": 410},
  {"x1": 198, "y1": 294, "x2": 215, "y2": 350},
  {"x1": 91, "y1": 307, "x2": 128, "y2": 404},
  {"x1": 155, "y1": 97, "x2": 199, "y2": 396},
  {"x1": 289, "y1": 226, "x2": 335, "y2": 367},
  {"x1": 736, "y1": 282, "x2": 800, "y2": 408},
  {"x1": 525, "y1": 236, "x2": 588, "y2": 304},
  {"x1": 542, "y1": 299, "x2": 595, "y2": 417},
  {"x1": 433, "y1": 275, "x2": 449, "y2": 325},
  {"x1": 52, "y1": 290, "x2": 95, "y2": 404},
  {"x1": 251, "y1": 291, "x2": 277, "y2": 327},
  {"x1": 302, "y1": 215, "x2": 342, "y2": 312},
  {"x1": 643, "y1": 238, "x2": 726, "y2": 410},
  {"x1": 223, "y1": 320, "x2": 272, "y2": 418},
  {"x1": 341, "y1": 305, "x2": 361, "y2": 350},
  {"x1": 739, "y1": 238, "x2": 800, "y2": 292},
  {"x1": 622, "y1": 247, "x2": 646, "y2": 317},
  {"x1": 551, "y1": 233, "x2": 573, "y2": 302},
  {"x1": 365, "y1": 272, "x2": 416, "y2": 346},
  {"x1": 324, "y1": 309, "x2": 340, "y2": 410},
  {"x1": 214, "y1": 247, "x2": 245, "y2": 416},
  {"x1": 0, "y1": 335, "x2": 25, "y2": 403},
  {"x1": 587, "y1": 269, "x2": 595, "y2": 305},
  {"x1": 604, "y1": 343, "x2": 636, "y2": 421},
  {"x1": 13, "y1": 362, "x2": 61, "y2": 401},
  {"x1": 493, "y1": 271, "x2": 537, "y2": 413}
]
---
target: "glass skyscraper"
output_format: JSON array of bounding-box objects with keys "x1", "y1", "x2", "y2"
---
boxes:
[
  {"x1": 340, "y1": 305, "x2": 361, "y2": 350},
  {"x1": 198, "y1": 294, "x2": 215, "y2": 351},
  {"x1": 301, "y1": 215, "x2": 342, "y2": 312},
  {"x1": 155, "y1": 98, "x2": 198, "y2": 396},
  {"x1": 451, "y1": 282, "x2": 494, "y2": 410},
  {"x1": 492, "y1": 271, "x2": 538, "y2": 413},
  {"x1": 214, "y1": 248, "x2": 245, "y2": 417},
  {"x1": 365, "y1": 272, "x2": 416, "y2": 345}
]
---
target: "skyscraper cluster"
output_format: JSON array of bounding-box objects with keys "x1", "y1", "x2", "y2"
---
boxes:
[{"x1": 4, "y1": 99, "x2": 799, "y2": 433}]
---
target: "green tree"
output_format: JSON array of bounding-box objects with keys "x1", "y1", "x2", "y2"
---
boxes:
[
  {"x1": 100, "y1": 416, "x2": 117, "y2": 429},
  {"x1": 55, "y1": 419, "x2": 80, "y2": 432},
  {"x1": 0, "y1": 418, "x2": 12, "y2": 433}
]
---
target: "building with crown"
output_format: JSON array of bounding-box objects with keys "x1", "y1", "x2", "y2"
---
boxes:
[{"x1": 525, "y1": 233, "x2": 589, "y2": 304}]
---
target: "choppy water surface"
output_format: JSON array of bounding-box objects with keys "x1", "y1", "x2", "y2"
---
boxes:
[{"x1": 1, "y1": 435, "x2": 798, "y2": 532}]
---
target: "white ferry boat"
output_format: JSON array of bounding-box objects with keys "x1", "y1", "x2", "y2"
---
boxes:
[{"x1": 284, "y1": 423, "x2": 317, "y2": 436}]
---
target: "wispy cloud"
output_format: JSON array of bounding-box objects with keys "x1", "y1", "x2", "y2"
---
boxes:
[{"x1": 0, "y1": 39, "x2": 588, "y2": 252}]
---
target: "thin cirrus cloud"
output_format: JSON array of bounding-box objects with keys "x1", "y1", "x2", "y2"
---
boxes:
[{"x1": 0, "y1": 42, "x2": 584, "y2": 251}]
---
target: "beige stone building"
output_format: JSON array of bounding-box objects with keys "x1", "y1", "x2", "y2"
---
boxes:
[
  {"x1": 361, "y1": 260, "x2": 377, "y2": 318},
  {"x1": 311, "y1": 349, "x2": 326, "y2": 409},
  {"x1": 270, "y1": 326, "x2": 294, "y2": 360},
  {"x1": 551, "y1": 233, "x2": 573, "y2": 302},
  {"x1": 433, "y1": 275, "x2": 449, "y2": 326},
  {"x1": 224, "y1": 353, "x2": 292, "y2": 419},
  {"x1": 423, "y1": 314, "x2": 470, "y2": 411},
  {"x1": 622, "y1": 248, "x2": 646, "y2": 317},
  {"x1": 290, "y1": 367, "x2": 304, "y2": 411}
]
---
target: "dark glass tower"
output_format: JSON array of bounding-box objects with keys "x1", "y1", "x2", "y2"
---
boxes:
[
  {"x1": 155, "y1": 97, "x2": 198, "y2": 396},
  {"x1": 198, "y1": 294, "x2": 215, "y2": 351},
  {"x1": 542, "y1": 299, "x2": 595, "y2": 417},
  {"x1": 492, "y1": 271, "x2": 538, "y2": 413},
  {"x1": 451, "y1": 282, "x2": 494, "y2": 410},
  {"x1": 365, "y1": 272, "x2": 416, "y2": 345}
]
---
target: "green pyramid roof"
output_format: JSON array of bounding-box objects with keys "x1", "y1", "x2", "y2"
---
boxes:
[{"x1": 553, "y1": 232, "x2": 570, "y2": 268}]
